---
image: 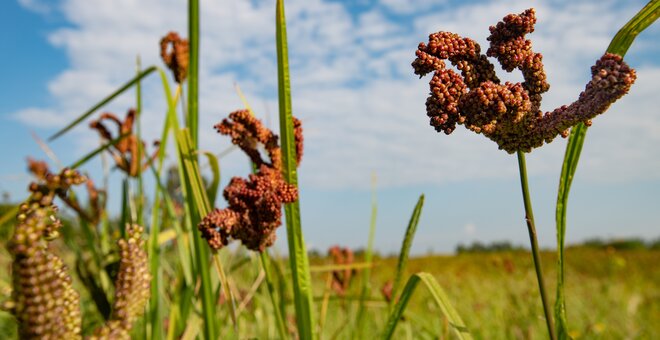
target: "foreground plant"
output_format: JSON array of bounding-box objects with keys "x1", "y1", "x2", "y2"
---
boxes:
[
  {"x1": 198, "y1": 109, "x2": 303, "y2": 252},
  {"x1": 413, "y1": 9, "x2": 635, "y2": 153},
  {"x1": 413, "y1": 8, "x2": 637, "y2": 339},
  {"x1": 6, "y1": 164, "x2": 150, "y2": 339}
]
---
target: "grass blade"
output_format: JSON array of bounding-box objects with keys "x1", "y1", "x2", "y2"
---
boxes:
[
  {"x1": 382, "y1": 272, "x2": 471, "y2": 340},
  {"x1": 135, "y1": 56, "x2": 145, "y2": 227},
  {"x1": 554, "y1": 3, "x2": 659, "y2": 337},
  {"x1": 175, "y1": 129, "x2": 220, "y2": 339},
  {"x1": 260, "y1": 251, "x2": 288, "y2": 339},
  {"x1": 48, "y1": 66, "x2": 157, "y2": 141},
  {"x1": 198, "y1": 150, "x2": 221, "y2": 206},
  {"x1": 145, "y1": 69, "x2": 182, "y2": 340},
  {"x1": 234, "y1": 83, "x2": 254, "y2": 114},
  {"x1": 606, "y1": 0, "x2": 660, "y2": 56},
  {"x1": 390, "y1": 194, "x2": 424, "y2": 309},
  {"x1": 0, "y1": 206, "x2": 19, "y2": 227},
  {"x1": 187, "y1": 0, "x2": 200, "y2": 146},
  {"x1": 276, "y1": 0, "x2": 316, "y2": 338},
  {"x1": 68, "y1": 133, "x2": 130, "y2": 170},
  {"x1": 309, "y1": 262, "x2": 372, "y2": 273},
  {"x1": 356, "y1": 174, "x2": 378, "y2": 335}
]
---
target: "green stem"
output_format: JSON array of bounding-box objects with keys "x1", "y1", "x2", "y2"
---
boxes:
[
  {"x1": 187, "y1": 0, "x2": 199, "y2": 147},
  {"x1": 517, "y1": 151, "x2": 556, "y2": 340}
]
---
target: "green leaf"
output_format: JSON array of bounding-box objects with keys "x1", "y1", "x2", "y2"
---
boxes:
[
  {"x1": 390, "y1": 195, "x2": 424, "y2": 309},
  {"x1": 554, "y1": 3, "x2": 658, "y2": 338},
  {"x1": 48, "y1": 66, "x2": 157, "y2": 141},
  {"x1": 382, "y1": 272, "x2": 471, "y2": 340},
  {"x1": 68, "y1": 132, "x2": 131, "y2": 170},
  {"x1": 198, "y1": 151, "x2": 221, "y2": 206},
  {"x1": 174, "y1": 128, "x2": 220, "y2": 339},
  {"x1": 276, "y1": 0, "x2": 316, "y2": 338},
  {"x1": 260, "y1": 251, "x2": 288, "y2": 339}
]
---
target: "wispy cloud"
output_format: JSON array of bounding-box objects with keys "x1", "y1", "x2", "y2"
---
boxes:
[{"x1": 13, "y1": 0, "x2": 660, "y2": 190}]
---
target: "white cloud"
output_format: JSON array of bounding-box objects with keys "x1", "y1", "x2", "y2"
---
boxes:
[
  {"x1": 464, "y1": 222, "x2": 477, "y2": 236},
  {"x1": 18, "y1": 0, "x2": 52, "y2": 14},
  {"x1": 11, "y1": 0, "x2": 660, "y2": 190},
  {"x1": 13, "y1": 108, "x2": 64, "y2": 128},
  {"x1": 380, "y1": 0, "x2": 442, "y2": 15}
]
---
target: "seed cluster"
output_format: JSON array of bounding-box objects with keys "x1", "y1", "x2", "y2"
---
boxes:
[
  {"x1": 413, "y1": 8, "x2": 636, "y2": 153},
  {"x1": 328, "y1": 246, "x2": 355, "y2": 296},
  {"x1": 10, "y1": 206, "x2": 82, "y2": 339},
  {"x1": 8, "y1": 167, "x2": 86, "y2": 339},
  {"x1": 199, "y1": 110, "x2": 303, "y2": 252},
  {"x1": 89, "y1": 109, "x2": 159, "y2": 177},
  {"x1": 160, "y1": 31, "x2": 189, "y2": 84},
  {"x1": 27, "y1": 158, "x2": 104, "y2": 225},
  {"x1": 89, "y1": 225, "x2": 150, "y2": 340},
  {"x1": 8, "y1": 165, "x2": 150, "y2": 339}
]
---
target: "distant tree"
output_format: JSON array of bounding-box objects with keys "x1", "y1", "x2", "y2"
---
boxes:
[{"x1": 456, "y1": 240, "x2": 525, "y2": 254}]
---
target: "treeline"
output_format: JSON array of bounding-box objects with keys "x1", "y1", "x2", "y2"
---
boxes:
[
  {"x1": 455, "y1": 237, "x2": 660, "y2": 254},
  {"x1": 455, "y1": 241, "x2": 526, "y2": 254},
  {"x1": 569, "y1": 237, "x2": 660, "y2": 251}
]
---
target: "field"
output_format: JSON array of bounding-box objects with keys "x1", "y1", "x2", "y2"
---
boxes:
[
  {"x1": 1, "y1": 241, "x2": 657, "y2": 339},
  {"x1": 1, "y1": 0, "x2": 658, "y2": 339}
]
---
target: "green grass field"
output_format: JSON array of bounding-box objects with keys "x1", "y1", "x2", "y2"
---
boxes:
[{"x1": 2, "y1": 245, "x2": 657, "y2": 339}]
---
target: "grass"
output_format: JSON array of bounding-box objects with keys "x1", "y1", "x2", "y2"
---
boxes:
[{"x1": 0, "y1": 0, "x2": 658, "y2": 339}]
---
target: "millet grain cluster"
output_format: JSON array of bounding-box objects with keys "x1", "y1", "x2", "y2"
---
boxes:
[
  {"x1": 199, "y1": 110, "x2": 303, "y2": 252},
  {"x1": 413, "y1": 8, "x2": 636, "y2": 153}
]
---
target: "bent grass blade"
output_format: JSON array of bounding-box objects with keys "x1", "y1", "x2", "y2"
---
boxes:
[
  {"x1": 382, "y1": 272, "x2": 471, "y2": 340},
  {"x1": 554, "y1": 2, "x2": 659, "y2": 337}
]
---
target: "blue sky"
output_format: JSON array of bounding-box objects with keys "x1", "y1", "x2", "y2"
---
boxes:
[{"x1": 1, "y1": 0, "x2": 659, "y2": 254}]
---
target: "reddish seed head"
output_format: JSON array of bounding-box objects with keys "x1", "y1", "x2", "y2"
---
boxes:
[
  {"x1": 200, "y1": 110, "x2": 303, "y2": 252},
  {"x1": 413, "y1": 8, "x2": 636, "y2": 153}
]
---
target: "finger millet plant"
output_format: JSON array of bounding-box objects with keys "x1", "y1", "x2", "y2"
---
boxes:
[{"x1": 1, "y1": 1, "x2": 658, "y2": 339}]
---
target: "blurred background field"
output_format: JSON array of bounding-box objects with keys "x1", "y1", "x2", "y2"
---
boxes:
[{"x1": 1, "y1": 199, "x2": 657, "y2": 340}]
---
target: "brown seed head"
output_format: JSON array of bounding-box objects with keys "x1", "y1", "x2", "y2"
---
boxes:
[
  {"x1": 413, "y1": 8, "x2": 636, "y2": 153},
  {"x1": 160, "y1": 31, "x2": 189, "y2": 84},
  {"x1": 200, "y1": 111, "x2": 303, "y2": 252}
]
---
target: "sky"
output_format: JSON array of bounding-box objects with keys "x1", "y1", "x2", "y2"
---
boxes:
[{"x1": 1, "y1": 0, "x2": 659, "y2": 254}]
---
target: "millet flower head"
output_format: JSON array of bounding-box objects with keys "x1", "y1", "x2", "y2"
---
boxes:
[
  {"x1": 89, "y1": 109, "x2": 159, "y2": 177},
  {"x1": 8, "y1": 167, "x2": 86, "y2": 339},
  {"x1": 199, "y1": 110, "x2": 303, "y2": 252},
  {"x1": 8, "y1": 163, "x2": 150, "y2": 339},
  {"x1": 160, "y1": 31, "x2": 189, "y2": 84},
  {"x1": 412, "y1": 8, "x2": 636, "y2": 153}
]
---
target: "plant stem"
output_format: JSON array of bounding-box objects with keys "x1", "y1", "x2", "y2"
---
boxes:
[
  {"x1": 516, "y1": 151, "x2": 556, "y2": 340},
  {"x1": 187, "y1": 0, "x2": 199, "y2": 147}
]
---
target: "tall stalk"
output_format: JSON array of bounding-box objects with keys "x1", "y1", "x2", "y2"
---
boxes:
[
  {"x1": 517, "y1": 151, "x2": 556, "y2": 340},
  {"x1": 187, "y1": 0, "x2": 200, "y2": 147}
]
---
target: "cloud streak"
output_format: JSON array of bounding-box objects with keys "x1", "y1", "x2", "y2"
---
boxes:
[{"x1": 13, "y1": 0, "x2": 660, "y2": 190}]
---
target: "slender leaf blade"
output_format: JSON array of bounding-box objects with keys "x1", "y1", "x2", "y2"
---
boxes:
[
  {"x1": 554, "y1": 3, "x2": 659, "y2": 337},
  {"x1": 276, "y1": 0, "x2": 316, "y2": 338},
  {"x1": 49, "y1": 66, "x2": 157, "y2": 141},
  {"x1": 390, "y1": 194, "x2": 424, "y2": 309},
  {"x1": 382, "y1": 272, "x2": 471, "y2": 340}
]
